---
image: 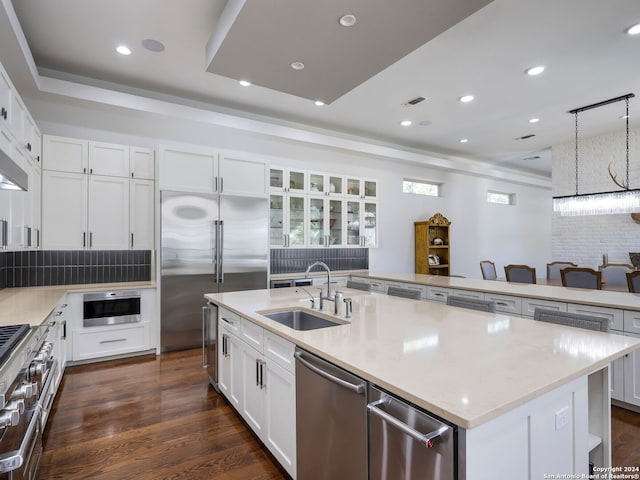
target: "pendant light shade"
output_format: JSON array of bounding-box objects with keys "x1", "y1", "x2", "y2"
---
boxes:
[{"x1": 552, "y1": 93, "x2": 636, "y2": 216}]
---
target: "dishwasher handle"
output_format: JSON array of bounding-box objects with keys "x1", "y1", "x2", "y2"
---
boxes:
[
  {"x1": 294, "y1": 351, "x2": 365, "y2": 394},
  {"x1": 368, "y1": 398, "x2": 449, "y2": 448}
]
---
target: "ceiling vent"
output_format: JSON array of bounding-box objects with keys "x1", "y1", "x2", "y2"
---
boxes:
[
  {"x1": 515, "y1": 134, "x2": 536, "y2": 140},
  {"x1": 402, "y1": 96, "x2": 426, "y2": 107}
]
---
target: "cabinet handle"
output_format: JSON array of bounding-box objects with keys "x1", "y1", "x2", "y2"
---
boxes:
[
  {"x1": 89, "y1": 232, "x2": 93, "y2": 247},
  {"x1": 214, "y1": 176, "x2": 218, "y2": 192},
  {"x1": 221, "y1": 317, "x2": 234, "y2": 326},
  {"x1": 61, "y1": 320, "x2": 66, "y2": 340},
  {"x1": 256, "y1": 359, "x2": 260, "y2": 386},
  {"x1": 259, "y1": 360, "x2": 265, "y2": 389},
  {"x1": 36, "y1": 229, "x2": 40, "y2": 248},
  {"x1": 90, "y1": 168, "x2": 93, "y2": 174},
  {"x1": 83, "y1": 232, "x2": 86, "y2": 247},
  {"x1": 131, "y1": 233, "x2": 134, "y2": 248},
  {"x1": 99, "y1": 338, "x2": 126, "y2": 344},
  {"x1": 37, "y1": 156, "x2": 40, "y2": 163},
  {"x1": 0, "y1": 107, "x2": 6, "y2": 119},
  {"x1": 26, "y1": 143, "x2": 31, "y2": 152},
  {"x1": 131, "y1": 172, "x2": 134, "y2": 178},
  {"x1": 220, "y1": 177, "x2": 224, "y2": 193},
  {"x1": 83, "y1": 167, "x2": 86, "y2": 174}
]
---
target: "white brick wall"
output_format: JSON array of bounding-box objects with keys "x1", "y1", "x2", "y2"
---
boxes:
[{"x1": 552, "y1": 127, "x2": 640, "y2": 267}]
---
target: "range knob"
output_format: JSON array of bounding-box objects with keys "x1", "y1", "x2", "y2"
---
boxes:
[
  {"x1": 5, "y1": 400, "x2": 24, "y2": 415},
  {"x1": 10, "y1": 382, "x2": 37, "y2": 400},
  {"x1": 0, "y1": 408, "x2": 20, "y2": 429},
  {"x1": 28, "y1": 361, "x2": 45, "y2": 379}
]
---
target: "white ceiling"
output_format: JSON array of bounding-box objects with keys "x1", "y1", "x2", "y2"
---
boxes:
[{"x1": 5, "y1": 0, "x2": 640, "y2": 177}]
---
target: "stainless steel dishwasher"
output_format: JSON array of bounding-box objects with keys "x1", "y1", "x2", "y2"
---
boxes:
[
  {"x1": 295, "y1": 348, "x2": 368, "y2": 480},
  {"x1": 368, "y1": 385, "x2": 456, "y2": 480}
]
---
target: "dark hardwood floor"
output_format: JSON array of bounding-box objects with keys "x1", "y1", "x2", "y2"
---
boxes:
[
  {"x1": 39, "y1": 350, "x2": 640, "y2": 479},
  {"x1": 39, "y1": 350, "x2": 287, "y2": 480}
]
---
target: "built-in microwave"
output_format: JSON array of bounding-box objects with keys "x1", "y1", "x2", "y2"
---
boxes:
[{"x1": 83, "y1": 290, "x2": 141, "y2": 327}]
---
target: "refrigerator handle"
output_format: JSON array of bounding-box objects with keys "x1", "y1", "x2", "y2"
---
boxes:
[
  {"x1": 202, "y1": 306, "x2": 209, "y2": 368},
  {"x1": 212, "y1": 220, "x2": 218, "y2": 283},
  {"x1": 219, "y1": 220, "x2": 224, "y2": 283}
]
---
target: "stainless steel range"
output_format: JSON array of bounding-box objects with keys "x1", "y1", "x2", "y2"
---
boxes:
[{"x1": 0, "y1": 322, "x2": 55, "y2": 480}]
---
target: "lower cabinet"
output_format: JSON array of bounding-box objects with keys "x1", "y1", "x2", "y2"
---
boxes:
[
  {"x1": 72, "y1": 322, "x2": 150, "y2": 361},
  {"x1": 611, "y1": 332, "x2": 640, "y2": 406},
  {"x1": 218, "y1": 311, "x2": 296, "y2": 478}
]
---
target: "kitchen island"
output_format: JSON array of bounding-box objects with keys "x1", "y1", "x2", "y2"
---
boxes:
[{"x1": 205, "y1": 286, "x2": 640, "y2": 479}]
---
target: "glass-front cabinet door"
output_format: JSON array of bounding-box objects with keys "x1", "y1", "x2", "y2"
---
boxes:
[
  {"x1": 269, "y1": 193, "x2": 285, "y2": 246},
  {"x1": 308, "y1": 196, "x2": 325, "y2": 246},
  {"x1": 328, "y1": 175, "x2": 343, "y2": 196},
  {"x1": 363, "y1": 202, "x2": 377, "y2": 247},
  {"x1": 364, "y1": 180, "x2": 377, "y2": 200},
  {"x1": 346, "y1": 200, "x2": 361, "y2": 246},
  {"x1": 287, "y1": 194, "x2": 306, "y2": 246},
  {"x1": 346, "y1": 177, "x2": 361, "y2": 198},
  {"x1": 270, "y1": 166, "x2": 306, "y2": 193},
  {"x1": 328, "y1": 198, "x2": 344, "y2": 246},
  {"x1": 308, "y1": 172, "x2": 325, "y2": 195}
]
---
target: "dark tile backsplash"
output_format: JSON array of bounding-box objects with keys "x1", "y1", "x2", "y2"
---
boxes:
[
  {"x1": 0, "y1": 250, "x2": 152, "y2": 289},
  {"x1": 270, "y1": 248, "x2": 368, "y2": 274}
]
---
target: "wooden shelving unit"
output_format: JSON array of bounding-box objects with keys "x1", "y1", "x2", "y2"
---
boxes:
[{"x1": 415, "y1": 213, "x2": 451, "y2": 276}]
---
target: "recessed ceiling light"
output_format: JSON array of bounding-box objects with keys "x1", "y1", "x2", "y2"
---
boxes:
[
  {"x1": 291, "y1": 61, "x2": 305, "y2": 71},
  {"x1": 116, "y1": 45, "x2": 131, "y2": 55},
  {"x1": 459, "y1": 138, "x2": 468, "y2": 143},
  {"x1": 141, "y1": 39, "x2": 165, "y2": 52},
  {"x1": 529, "y1": 118, "x2": 540, "y2": 123},
  {"x1": 526, "y1": 65, "x2": 545, "y2": 76},
  {"x1": 314, "y1": 100, "x2": 325, "y2": 106},
  {"x1": 400, "y1": 120, "x2": 412, "y2": 127},
  {"x1": 239, "y1": 80, "x2": 251, "y2": 87},
  {"x1": 339, "y1": 14, "x2": 357, "y2": 27},
  {"x1": 626, "y1": 23, "x2": 640, "y2": 35},
  {"x1": 459, "y1": 95, "x2": 474, "y2": 103}
]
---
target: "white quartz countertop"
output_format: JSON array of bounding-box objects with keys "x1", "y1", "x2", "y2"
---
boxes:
[
  {"x1": 363, "y1": 272, "x2": 640, "y2": 311},
  {"x1": 205, "y1": 287, "x2": 640, "y2": 429},
  {"x1": 0, "y1": 282, "x2": 156, "y2": 327}
]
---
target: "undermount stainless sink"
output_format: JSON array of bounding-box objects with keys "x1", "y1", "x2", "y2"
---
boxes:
[{"x1": 261, "y1": 309, "x2": 343, "y2": 331}]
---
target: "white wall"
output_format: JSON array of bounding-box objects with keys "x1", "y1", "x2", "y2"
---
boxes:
[
  {"x1": 27, "y1": 95, "x2": 552, "y2": 278},
  {"x1": 552, "y1": 127, "x2": 640, "y2": 267}
]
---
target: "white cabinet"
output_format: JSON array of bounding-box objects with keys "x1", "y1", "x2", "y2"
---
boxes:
[
  {"x1": 43, "y1": 135, "x2": 88, "y2": 173},
  {"x1": 269, "y1": 192, "x2": 307, "y2": 247},
  {"x1": 42, "y1": 171, "x2": 87, "y2": 249},
  {"x1": 351, "y1": 276, "x2": 386, "y2": 292},
  {"x1": 484, "y1": 292, "x2": 522, "y2": 315},
  {"x1": 88, "y1": 141, "x2": 129, "y2": 177},
  {"x1": 130, "y1": 179, "x2": 155, "y2": 249},
  {"x1": 345, "y1": 199, "x2": 377, "y2": 247},
  {"x1": 72, "y1": 322, "x2": 150, "y2": 361},
  {"x1": 308, "y1": 196, "x2": 346, "y2": 247},
  {"x1": 346, "y1": 177, "x2": 377, "y2": 201},
  {"x1": 217, "y1": 310, "x2": 296, "y2": 478},
  {"x1": 23, "y1": 113, "x2": 41, "y2": 164},
  {"x1": 427, "y1": 286, "x2": 451, "y2": 303},
  {"x1": 42, "y1": 171, "x2": 129, "y2": 249},
  {"x1": 451, "y1": 289, "x2": 484, "y2": 300},
  {"x1": 623, "y1": 333, "x2": 640, "y2": 406},
  {"x1": 269, "y1": 166, "x2": 306, "y2": 194},
  {"x1": 8, "y1": 91, "x2": 25, "y2": 143},
  {"x1": 42, "y1": 135, "x2": 155, "y2": 250},
  {"x1": 611, "y1": 356, "x2": 625, "y2": 402},
  {"x1": 159, "y1": 145, "x2": 267, "y2": 196},
  {"x1": 567, "y1": 304, "x2": 623, "y2": 331},
  {"x1": 521, "y1": 298, "x2": 567, "y2": 318},
  {"x1": 88, "y1": 175, "x2": 130, "y2": 249},
  {"x1": 0, "y1": 66, "x2": 11, "y2": 132},
  {"x1": 130, "y1": 146, "x2": 155, "y2": 179}
]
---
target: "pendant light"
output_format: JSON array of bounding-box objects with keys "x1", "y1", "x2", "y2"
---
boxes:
[{"x1": 552, "y1": 93, "x2": 640, "y2": 216}]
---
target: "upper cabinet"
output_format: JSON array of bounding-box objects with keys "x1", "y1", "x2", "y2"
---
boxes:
[
  {"x1": 43, "y1": 136, "x2": 88, "y2": 173},
  {"x1": 42, "y1": 134, "x2": 156, "y2": 250},
  {"x1": 0, "y1": 68, "x2": 11, "y2": 133},
  {"x1": 269, "y1": 166, "x2": 377, "y2": 248},
  {"x1": 130, "y1": 147, "x2": 155, "y2": 180},
  {"x1": 158, "y1": 144, "x2": 267, "y2": 196},
  {"x1": 88, "y1": 141, "x2": 129, "y2": 177}
]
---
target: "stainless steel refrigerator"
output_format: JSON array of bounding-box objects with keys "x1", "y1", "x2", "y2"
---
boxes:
[{"x1": 160, "y1": 191, "x2": 268, "y2": 362}]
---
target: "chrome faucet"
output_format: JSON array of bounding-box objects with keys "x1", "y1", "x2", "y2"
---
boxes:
[
  {"x1": 305, "y1": 261, "x2": 333, "y2": 301},
  {"x1": 296, "y1": 286, "x2": 317, "y2": 309}
]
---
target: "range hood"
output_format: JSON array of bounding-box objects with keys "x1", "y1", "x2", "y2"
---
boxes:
[{"x1": 0, "y1": 148, "x2": 27, "y2": 191}]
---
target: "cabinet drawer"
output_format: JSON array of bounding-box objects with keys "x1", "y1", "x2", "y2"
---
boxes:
[
  {"x1": 264, "y1": 330, "x2": 296, "y2": 374},
  {"x1": 522, "y1": 298, "x2": 567, "y2": 318},
  {"x1": 73, "y1": 323, "x2": 149, "y2": 361},
  {"x1": 484, "y1": 293, "x2": 522, "y2": 315},
  {"x1": 568, "y1": 304, "x2": 623, "y2": 332},
  {"x1": 218, "y1": 307, "x2": 241, "y2": 335},
  {"x1": 398, "y1": 283, "x2": 427, "y2": 299},
  {"x1": 623, "y1": 310, "x2": 640, "y2": 334},
  {"x1": 241, "y1": 318, "x2": 264, "y2": 352},
  {"x1": 427, "y1": 286, "x2": 451, "y2": 303},
  {"x1": 451, "y1": 289, "x2": 484, "y2": 300},
  {"x1": 368, "y1": 279, "x2": 387, "y2": 293}
]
